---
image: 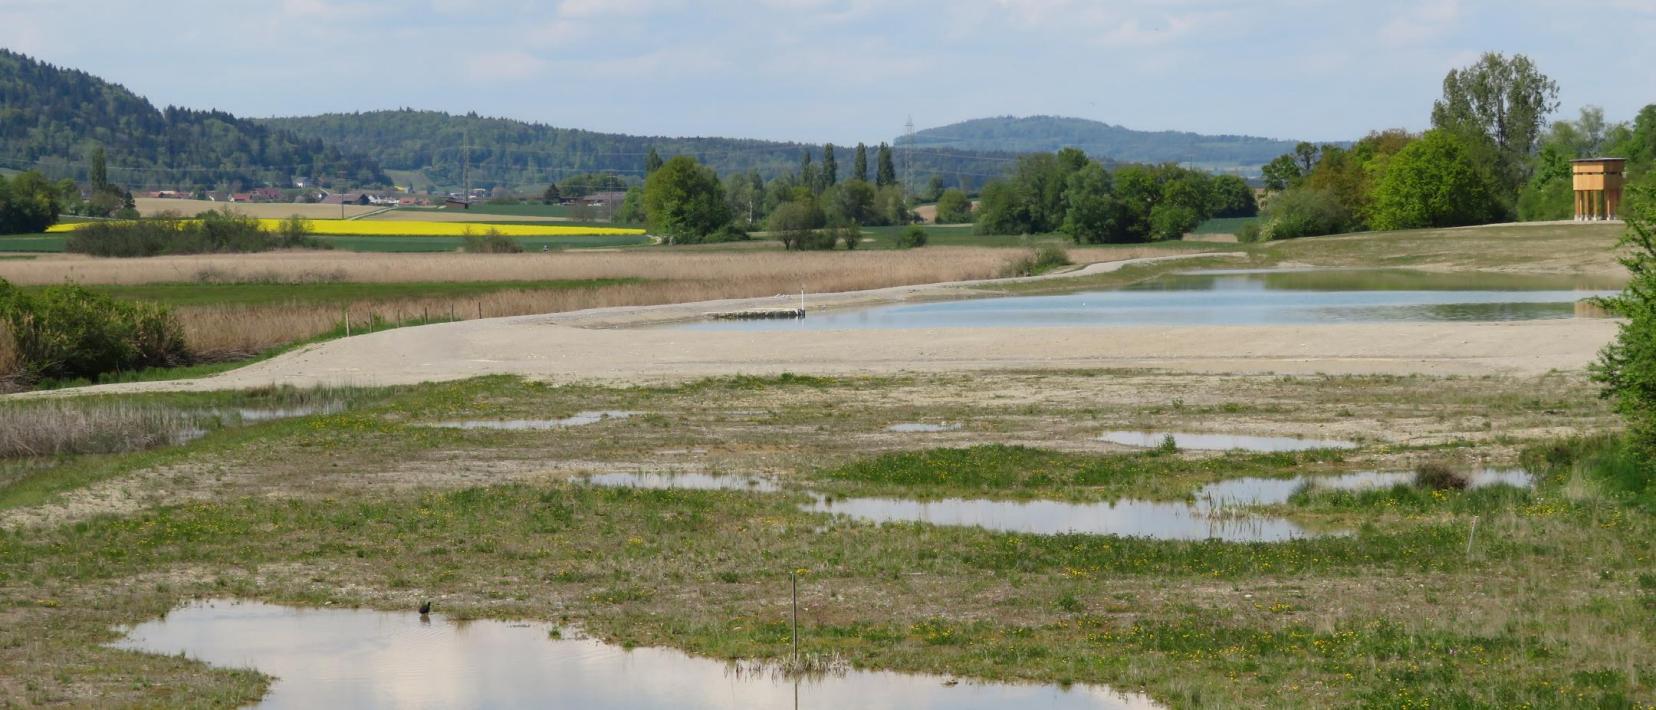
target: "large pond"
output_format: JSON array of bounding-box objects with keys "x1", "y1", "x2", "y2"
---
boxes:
[
  {"x1": 669, "y1": 269, "x2": 1614, "y2": 332},
  {"x1": 112, "y1": 600, "x2": 1158, "y2": 709}
]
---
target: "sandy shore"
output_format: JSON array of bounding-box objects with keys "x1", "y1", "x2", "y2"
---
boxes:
[{"x1": 34, "y1": 249, "x2": 1618, "y2": 396}]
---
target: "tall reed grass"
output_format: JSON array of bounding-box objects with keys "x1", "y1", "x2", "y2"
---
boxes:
[{"x1": 0, "y1": 401, "x2": 197, "y2": 458}]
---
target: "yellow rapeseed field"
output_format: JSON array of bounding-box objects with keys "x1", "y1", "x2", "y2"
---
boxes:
[{"x1": 46, "y1": 219, "x2": 645, "y2": 237}]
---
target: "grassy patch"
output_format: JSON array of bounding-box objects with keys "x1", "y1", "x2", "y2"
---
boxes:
[
  {"x1": 1191, "y1": 216, "x2": 1260, "y2": 235},
  {"x1": 0, "y1": 373, "x2": 1649, "y2": 707}
]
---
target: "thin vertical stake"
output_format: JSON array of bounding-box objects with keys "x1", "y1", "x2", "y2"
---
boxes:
[
  {"x1": 344, "y1": 309, "x2": 350, "y2": 338},
  {"x1": 1466, "y1": 516, "x2": 1478, "y2": 557},
  {"x1": 791, "y1": 571, "x2": 799, "y2": 664}
]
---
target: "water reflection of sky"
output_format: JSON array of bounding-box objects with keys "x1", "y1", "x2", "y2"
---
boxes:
[
  {"x1": 803, "y1": 469, "x2": 1533, "y2": 542},
  {"x1": 113, "y1": 601, "x2": 1160, "y2": 709},
  {"x1": 666, "y1": 269, "x2": 1614, "y2": 332}
]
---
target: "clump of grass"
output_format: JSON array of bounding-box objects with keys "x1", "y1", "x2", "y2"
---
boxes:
[{"x1": 1413, "y1": 461, "x2": 1469, "y2": 491}]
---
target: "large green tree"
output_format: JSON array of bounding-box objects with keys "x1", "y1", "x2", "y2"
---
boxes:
[
  {"x1": 0, "y1": 171, "x2": 64, "y2": 234},
  {"x1": 876, "y1": 143, "x2": 896, "y2": 187},
  {"x1": 852, "y1": 143, "x2": 869, "y2": 183},
  {"x1": 1369, "y1": 129, "x2": 1504, "y2": 231},
  {"x1": 934, "y1": 188, "x2": 972, "y2": 224},
  {"x1": 1430, "y1": 52, "x2": 1559, "y2": 190},
  {"x1": 821, "y1": 144, "x2": 838, "y2": 190},
  {"x1": 642, "y1": 156, "x2": 731, "y2": 244},
  {"x1": 1062, "y1": 162, "x2": 1129, "y2": 244},
  {"x1": 1207, "y1": 174, "x2": 1258, "y2": 218}
]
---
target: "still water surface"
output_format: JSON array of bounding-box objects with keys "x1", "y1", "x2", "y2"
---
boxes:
[
  {"x1": 802, "y1": 469, "x2": 1532, "y2": 542},
  {"x1": 113, "y1": 600, "x2": 1159, "y2": 709},
  {"x1": 670, "y1": 269, "x2": 1612, "y2": 332}
]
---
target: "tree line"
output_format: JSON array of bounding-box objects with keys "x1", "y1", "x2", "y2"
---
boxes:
[
  {"x1": 261, "y1": 109, "x2": 1023, "y2": 194},
  {"x1": 969, "y1": 148, "x2": 1257, "y2": 243},
  {"x1": 1251, "y1": 53, "x2": 1656, "y2": 241},
  {"x1": 625, "y1": 141, "x2": 926, "y2": 249}
]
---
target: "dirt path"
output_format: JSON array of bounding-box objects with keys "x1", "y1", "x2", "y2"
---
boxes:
[{"x1": 28, "y1": 250, "x2": 1618, "y2": 395}]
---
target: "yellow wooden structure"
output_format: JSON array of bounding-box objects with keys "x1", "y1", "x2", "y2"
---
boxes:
[{"x1": 1572, "y1": 158, "x2": 1625, "y2": 221}]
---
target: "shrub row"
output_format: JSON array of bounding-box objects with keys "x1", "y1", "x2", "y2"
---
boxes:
[
  {"x1": 0, "y1": 279, "x2": 188, "y2": 383},
  {"x1": 65, "y1": 211, "x2": 324, "y2": 257}
]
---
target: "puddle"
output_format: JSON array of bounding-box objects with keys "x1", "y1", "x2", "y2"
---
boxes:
[
  {"x1": 806, "y1": 495, "x2": 1314, "y2": 542},
  {"x1": 580, "y1": 472, "x2": 779, "y2": 492},
  {"x1": 427, "y1": 411, "x2": 635, "y2": 431},
  {"x1": 886, "y1": 423, "x2": 963, "y2": 433},
  {"x1": 229, "y1": 404, "x2": 345, "y2": 423},
  {"x1": 1098, "y1": 431, "x2": 1356, "y2": 452},
  {"x1": 805, "y1": 469, "x2": 1533, "y2": 541},
  {"x1": 112, "y1": 600, "x2": 1159, "y2": 709}
]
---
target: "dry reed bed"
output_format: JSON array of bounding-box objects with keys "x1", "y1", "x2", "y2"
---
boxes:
[
  {"x1": 0, "y1": 401, "x2": 197, "y2": 457},
  {"x1": 0, "y1": 249, "x2": 1024, "y2": 287}
]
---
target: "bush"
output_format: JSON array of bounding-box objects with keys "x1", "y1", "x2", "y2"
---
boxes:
[
  {"x1": 1002, "y1": 244, "x2": 1071, "y2": 277},
  {"x1": 460, "y1": 228, "x2": 524, "y2": 253},
  {"x1": 66, "y1": 210, "x2": 326, "y2": 257},
  {"x1": 771, "y1": 201, "x2": 835, "y2": 251},
  {"x1": 1258, "y1": 188, "x2": 1353, "y2": 240},
  {"x1": 705, "y1": 223, "x2": 750, "y2": 243},
  {"x1": 835, "y1": 223, "x2": 863, "y2": 250},
  {"x1": 935, "y1": 189, "x2": 973, "y2": 224},
  {"x1": 1236, "y1": 222, "x2": 1264, "y2": 243},
  {"x1": 893, "y1": 226, "x2": 928, "y2": 249},
  {"x1": 1413, "y1": 461, "x2": 1469, "y2": 491},
  {"x1": 0, "y1": 278, "x2": 188, "y2": 383}
]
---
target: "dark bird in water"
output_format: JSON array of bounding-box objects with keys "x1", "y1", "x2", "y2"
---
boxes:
[{"x1": 418, "y1": 601, "x2": 432, "y2": 615}]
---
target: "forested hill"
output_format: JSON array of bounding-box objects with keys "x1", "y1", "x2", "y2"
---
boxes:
[
  {"x1": 0, "y1": 50, "x2": 386, "y2": 189},
  {"x1": 899, "y1": 115, "x2": 1309, "y2": 173},
  {"x1": 258, "y1": 110, "x2": 1025, "y2": 191}
]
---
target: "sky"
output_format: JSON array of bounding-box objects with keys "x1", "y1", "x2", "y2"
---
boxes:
[{"x1": 3, "y1": 0, "x2": 1655, "y2": 146}]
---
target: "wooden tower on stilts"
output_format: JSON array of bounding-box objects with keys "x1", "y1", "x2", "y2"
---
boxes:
[{"x1": 1572, "y1": 158, "x2": 1626, "y2": 221}]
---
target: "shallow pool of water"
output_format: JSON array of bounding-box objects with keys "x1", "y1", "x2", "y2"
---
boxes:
[
  {"x1": 112, "y1": 600, "x2": 1158, "y2": 709},
  {"x1": 668, "y1": 269, "x2": 1613, "y2": 332},
  {"x1": 231, "y1": 404, "x2": 345, "y2": 423},
  {"x1": 1098, "y1": 431, "x2": 1356, "y2": 452},
  {"x1": 427, "y1": 411, "x2": 634, "y2": 431},
  {"x1": 580, "y1": 472, "x2": 779, "y2": 492},
  {"x1": 806, "y1": 495, "x2": 1314, "y2": 541},
  {"x1": 805, "y1": 468, "x2": 1533, "y2": 541}
]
